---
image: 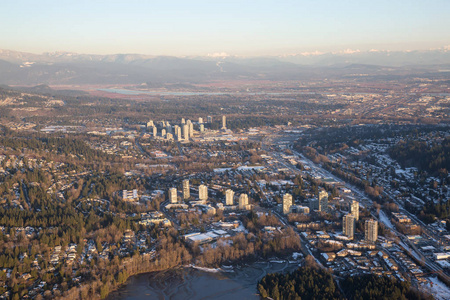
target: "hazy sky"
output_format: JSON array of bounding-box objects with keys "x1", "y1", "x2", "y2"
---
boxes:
[{"x1": 1, "y1": 0, "x2": 449, "y2": 56}]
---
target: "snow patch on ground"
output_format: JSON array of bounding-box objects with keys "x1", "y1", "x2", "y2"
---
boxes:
[
  {"x1": 269, "y1": 260, "x2": 286, "y2": 263},
  {"x1": 191, "y1": 265, "x2": 220, "y2": 273},
  {"x1": 379, "y1": 210, "x2": 394, "y2": 229},
  {"x1": 292, "y1": 252, "x2": 302, "y2": 260},
  {"x1": 426, "y1": 276, "x2": 450, "y2": 300},
  {"x1": 232, "y1": 224, "x2": 247, "y2": 233}
]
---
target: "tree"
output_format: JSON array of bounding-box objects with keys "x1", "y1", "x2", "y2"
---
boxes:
[{"x1": 100, "y1": 284, "x2": 109, "y2": 299}]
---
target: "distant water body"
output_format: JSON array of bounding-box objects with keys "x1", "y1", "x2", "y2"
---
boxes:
[
  {"x1": 97, "y1": 88, "x2": 315, "y2": 96},
  {"x1": 98, "y1": 88, "x2": 227, "y2": 96},
  {"x1": 107, "y1": 261, "x2": 299, "y2": 300}
]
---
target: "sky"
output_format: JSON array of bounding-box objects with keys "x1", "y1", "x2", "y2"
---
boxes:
[{"x1": 1, "y1": 0, "x2": 449, "y2": 56}]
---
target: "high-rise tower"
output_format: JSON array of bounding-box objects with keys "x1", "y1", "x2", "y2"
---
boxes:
[
  {"x1": 283, "y1": 193, "x2": 293, "y2": 214},
  {"x1": 183, "y1": 124, "x2": 189, "y2": 141},
  {"x1": 199, "y1": 184, "x2": 208, "y2": 201},
  {"x1": 318, "y1": 190, "x2": 328, "y2": 212},
  {"x1": 343, "y1": 214, "x2": 355, "y2": 239},
  {"x1": 222, "y1": 115, "x2": 226, "y2": 130},
  {"x1": 239, "y1": 194, "x2": 248, "y2": 210},
  {"x1": 365, "y1": 219, "x2": 378, "y2": 243},
  {"x1": 351, "y1": 200, "x2": 359, "y2": 221},
  {"x1": 183, "y1": 179, "x2": 190, "y2": 200},
  {"x1": 225, "y1": 189, "x2": 234, "y2": 206},
  {"x1": 169, "y1": 188, "x2": 177, "y2": 204}
]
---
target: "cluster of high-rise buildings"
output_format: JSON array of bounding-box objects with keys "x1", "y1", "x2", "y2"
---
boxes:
[
  {"x1": 169, "y1": 180, "x2": 208, "y2": 204},
  {"x1": 224, "y1": 188, "x2": 251, "y2": 210},
  {"x1": 168, "y1": 180, "x2": 214, "y2": 205},
  {"x1": 167, "y1": 180, "x2": 251, "y2": 211},
  {"x1": 342, "y1": 200, "x2": 377, "y2": 242},
  {"x1": 165, "y1": 173, "x2": 377, "y2": 245},
  {"x1": 146, "y1": 115, "x2": 227, "y2": 142},
  {"x1": 281, "y1": 189, "x2": 328, "y2": 216},
  {"x1": 279, "y1": 189, "x2": 377, "y2": 243},
  {"x1": 343, "y1": 200, "x2": 360, "y2": 239},
  {"x1": 308, "y1": 190, "x2": 329, "y2": 212}
]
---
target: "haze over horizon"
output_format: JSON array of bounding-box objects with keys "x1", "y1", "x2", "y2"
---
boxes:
[{"x1": 1, "y1": 0, "x2": 449, "y2": 56}]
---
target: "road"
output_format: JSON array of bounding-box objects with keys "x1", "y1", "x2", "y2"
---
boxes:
[
  {"x1": 176, "y1": 141, "x2": 184, "y2": 156},
  {"x1": 135, "y1": 135, "x2": 149, "y2": 158},
  {"x1": 160, "y1": 200, "x2": 180, "y2": 229},
  {"x1": 257, "y1": 205, "x2": 317, "y2": 261}
]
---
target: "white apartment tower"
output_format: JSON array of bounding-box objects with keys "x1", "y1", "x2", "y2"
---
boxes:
[
  {"x1": 199, "y1": 184, "x2": 208, "y2": 201},
  {"x1": 169, "y1": 188, "x2": 178, "y2": 204},
  {"x1": 174, "y1": 125, "x2": 181, "y2": 141},
  {"x1": 186, "y1": 119, "x2": 193, "y2": 138},
  {"x1": 222, "y1": 115, "x2": 227, "y2": 130},
  {"x1": 183, "y1": 179, "x2": 190, "y2": 200},
  {"x1": 189, "y1": 122, "x2": 194, "y2": 138},
  {"x1": 351, "y1": 200, "x2": 359, "y2": 221},
  {"x1": 343, "y1": 214, "x2": 355, "y2": 239},
  {"x1": 365, "y1": 219, "x2": 378, "y2": 243},
  {"x1": 183, "y1": 124, "x2": 189, "y2": 141},
  {"x1": 225, "y1": 189, "x2": 235, "y2": 206},
  {"x1": 239, "y1": 194, "x2": 248, "y2": 210},
  {"x1": 198, "y1": 117, "x2": 203, "y2": 124},
  {"x1": 318, "y1": 190, "x2": 328, "y2": 212},
  {"x1": 283, "y1": 193, "x2": 293, "y2": 214}
]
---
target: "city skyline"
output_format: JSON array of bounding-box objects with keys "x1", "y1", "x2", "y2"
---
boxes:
[{"x1": 1, "y1": 0, "x2": 449, "y2": 56}]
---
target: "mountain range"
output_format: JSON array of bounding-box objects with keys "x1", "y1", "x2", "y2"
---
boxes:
[{"x1": 0, "y1": 48, "x2": 449, "y2": 85}]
